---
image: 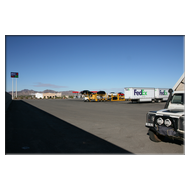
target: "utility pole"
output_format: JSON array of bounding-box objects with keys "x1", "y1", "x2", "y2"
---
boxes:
[
  {"x1": 11, "y1": 72, "x2": 19, "y2": 99},
  {"x1": 12, "y1": 78, "x2": 13, "y2": 99},
  {"x1": 16, "y1": 78, "x2": 17, "y2": 98}
]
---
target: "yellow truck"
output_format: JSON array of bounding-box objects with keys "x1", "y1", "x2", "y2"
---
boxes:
[
  {"x1": 81, "y1": 90, "x2": 125, "y2": 102},
  {"x1": 83, "y1": 91, "x2": 107, "y2": 102},
  {"x1": 108, "y1": 92, "x2": 125, "y2": 101}
]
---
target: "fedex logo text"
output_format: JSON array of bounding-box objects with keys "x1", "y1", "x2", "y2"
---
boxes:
[
  {"x1": 134, "y1": 89, "x2": 147, "y2": 96},
  {"x1": 159, "y1": 90, "x2": 167, "y2": 95}
]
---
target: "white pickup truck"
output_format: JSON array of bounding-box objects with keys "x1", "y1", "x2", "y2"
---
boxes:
[
  {"x1": 145, "y1": 73, "x2": 185, "y2": 143},
  {"x1": 145, "y1": 89, "x2": 184, "y2": 142}
]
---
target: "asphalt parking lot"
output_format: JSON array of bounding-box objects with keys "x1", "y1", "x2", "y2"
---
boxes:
[{"x1": 6, "y1": 99, "x2": 184, "y2": 154}]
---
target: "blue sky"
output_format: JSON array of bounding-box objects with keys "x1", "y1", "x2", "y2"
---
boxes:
[{"x1": 6, "y1": 35, "x2": 184, "y2": 93}]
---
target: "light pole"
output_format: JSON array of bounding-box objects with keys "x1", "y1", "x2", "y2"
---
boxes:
[
  {"x1": 12, "y1": 78, "x2": 13, "y2": 99},
  {"x1": 11, "y1": 72, "x2": 19, "y2": 99}
]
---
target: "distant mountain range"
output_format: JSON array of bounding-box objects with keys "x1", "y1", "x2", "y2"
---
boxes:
[{"x1": 7, "y1": 89, "x2": 77, "y2": 96}]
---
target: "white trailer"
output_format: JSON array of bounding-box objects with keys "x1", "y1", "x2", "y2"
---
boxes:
[
  {"x1": 124, "y1": 87, "x2": 169, "y2": 103},
  {"x1": 35, "y1": 93, "x2": 43, "y2": 99},
  {"x1": 154, "y1": 88, "x2": 169, "y2": 102},
  {"x1": 124, "y1": 87, "x2": 155, "y2": 102}
]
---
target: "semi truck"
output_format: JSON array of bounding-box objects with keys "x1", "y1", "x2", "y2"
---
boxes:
[
  {"x1": 124, "y1": 87, "x2": 169, "y2": 103},
  {"x1": 145, "y1": 73, "x2": 185, "y2": 143}
]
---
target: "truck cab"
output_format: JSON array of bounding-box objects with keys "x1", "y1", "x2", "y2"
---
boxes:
[{"x1": 145, "y1": 73, "x2": 185, "y2": 143}]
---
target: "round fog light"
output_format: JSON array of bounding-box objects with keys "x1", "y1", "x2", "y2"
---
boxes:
[
  {"x1": 164, "y1": 119, "x2": 172, "y2": 127},
  {"x1": 157, "y1": 117, "x2": 163, "y2": 125}
]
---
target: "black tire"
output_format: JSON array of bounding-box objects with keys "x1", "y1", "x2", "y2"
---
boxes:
[{"x1": 148, "y1": 129, "x2": 162, "y2": 142}]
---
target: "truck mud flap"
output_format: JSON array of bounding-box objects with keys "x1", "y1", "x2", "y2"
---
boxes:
[{"x1": 156, "y1": 126, "x2": 177, "y2": 137}]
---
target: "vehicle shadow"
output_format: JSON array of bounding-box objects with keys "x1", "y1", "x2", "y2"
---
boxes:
[{"x1": 6, "y1": 100, "x2": 133, "y2": 154}]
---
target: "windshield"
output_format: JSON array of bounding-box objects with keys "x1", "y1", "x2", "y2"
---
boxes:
[{"x1": 171, "y1": 93, "x2": 184, "y2": 104}]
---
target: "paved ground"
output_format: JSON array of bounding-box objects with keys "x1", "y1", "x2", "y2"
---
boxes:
[{"x1": 5, "y1": 99, "x2": 184, "y2": 154}]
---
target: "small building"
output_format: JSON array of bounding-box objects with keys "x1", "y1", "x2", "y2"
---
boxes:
[
  {"x1": 43, "y1": 92, "x2": 62, "y2": 99},
  {"x1": 32, "y1": 92, "x2": 62, "y2": 99},
  {"x1": 43, "y1": 93, "x2": 55, "y2": 99}
]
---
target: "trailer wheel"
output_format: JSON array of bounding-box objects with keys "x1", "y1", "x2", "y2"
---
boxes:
[
  {"x1": 148, "y1": 129, "x2": 162, "y2": 142},
  {"x1": 158, "y1": 99, "x2": 161, "y2": 103}
]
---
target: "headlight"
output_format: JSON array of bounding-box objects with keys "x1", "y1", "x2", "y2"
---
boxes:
[
  {"x1": 146, "y1": 113, "x2": 155, "y2": 126},
  {"x1": 147, "y1": 114, "x2": 155, "y2": 123},
  {"x1": 164, "y1": 119, "x2": 172, "y2": 127},
  {"x1": 157, "y1": 117, "x2": 164, "y2": 125}
]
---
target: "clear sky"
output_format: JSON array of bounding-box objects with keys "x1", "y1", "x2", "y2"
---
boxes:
[{"x1": 6, "y1": 35, "x2": 184, "y2": 93}]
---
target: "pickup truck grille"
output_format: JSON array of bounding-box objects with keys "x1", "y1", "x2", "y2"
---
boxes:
[{"x1": 154, "y1": 116, "x2": 178, "y2": 131}]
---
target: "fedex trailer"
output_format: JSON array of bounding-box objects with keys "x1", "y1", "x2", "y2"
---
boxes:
[
  {"x1": 124, "y1": 87, "x2": 169, "y2": 103},
  {"x1": 155, "y1": 88, "x2": 169, "y2": 102},
  {"x1": 124, "y1": 87, "x2": 155, "y2": 102}
]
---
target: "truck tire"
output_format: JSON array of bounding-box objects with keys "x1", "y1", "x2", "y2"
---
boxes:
[{"x1": 148, "y1": 129, "x2": 162, "y2": 142}]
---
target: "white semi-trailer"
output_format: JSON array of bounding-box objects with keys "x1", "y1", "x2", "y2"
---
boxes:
[
  {"x1": 124, "y1": 87, "x2": 169, "y2": 103},
  {"x1": 155, "y1": 88, "x2": 170, "y2": 102}
]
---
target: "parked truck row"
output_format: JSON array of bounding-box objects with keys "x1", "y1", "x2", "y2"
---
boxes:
[
  {"x1": 124, "y1": 87, "x2": 169, "y2": 103},
  {"x1": 81, "y1": 90, "x2": 125, "y2": 102},
  {"x1": 81, "y1": 88, "x2": 169, "y2": 103}
]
